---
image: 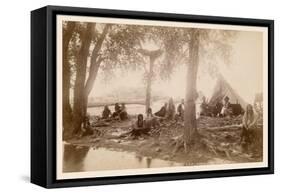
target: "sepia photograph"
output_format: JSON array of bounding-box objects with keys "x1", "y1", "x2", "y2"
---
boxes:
[{"x1": 56, "y1": 15, "x2": 269, "y2": 179}]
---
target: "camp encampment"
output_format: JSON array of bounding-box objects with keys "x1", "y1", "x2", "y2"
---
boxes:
[
  {"x1": 200, "y1": 75, "x2": 247, "y2": 116},
  {"x1": 209, "y1": 75, "x2": 247, "y2": 108}
]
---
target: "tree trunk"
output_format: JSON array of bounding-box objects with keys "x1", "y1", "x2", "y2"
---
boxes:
[
  {"x1": 82, "y1": 24, "x2": 110, "y2": 121},
  {"x1": 72, "y1": 24, "x2": 95, "y2": 134},
  {"x1": 184, "y1": 29, "x2": 200, "y2": 149},
  {"x1": 145, "y1": 57, "x2": 154, "y2": 113},
  {"x1": 139, "y1": 49, "x2": 162, "y2": 114},
  {"x1": 82, "y1": 59, "x2": 102, "y2": 118},
  {"x1": 84, "y1": 25, "x2": 110, "y2": 96},
  {"x1": 62, "y1": 22, "x2": 75, "y2": 138}
]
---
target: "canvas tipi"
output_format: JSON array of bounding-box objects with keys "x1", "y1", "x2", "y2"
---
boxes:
[{"x1": 208, "y1": 75, "x2": 247, "y2": 109}]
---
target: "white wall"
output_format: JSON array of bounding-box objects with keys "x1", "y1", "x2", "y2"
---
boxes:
[{"x1": 0, "y1": 0, "x2": 279, "y2": 193}]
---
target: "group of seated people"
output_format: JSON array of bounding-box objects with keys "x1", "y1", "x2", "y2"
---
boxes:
[
  {"x1": 155, "y1": 98, "x2": 185, "y2": 121},
  {"x1": 99, "y1": 98, "x2": 185, "y2": 136},
  {"x1": 200, "y1": 96, "x2": 259, "y2": 149},
  {"x1": 130, "y1": 98, "x2": 185, "y2": 135},
  {"x1": 100, "y1": 97, "x2": 185, "y2": 123},
  {"x1": 98, "y1": 98, "x2": 258, "y2": 149},
  {"x1": 130, "y1": 108, "x2": 160, "y2": 136},
  {"x1": 200, "y1": 96, "x2": 243, "y2": 117},
  {"x1": 100, "y1": 96, "x2": 243, "y2": 126},
  {"x1": 101, "y1": 103, "x2": 128, "y2": 121}
]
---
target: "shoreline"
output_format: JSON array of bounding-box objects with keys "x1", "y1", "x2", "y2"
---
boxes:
[{"x1": 65, "y1": 116, "x2": 263, "y2": 169}]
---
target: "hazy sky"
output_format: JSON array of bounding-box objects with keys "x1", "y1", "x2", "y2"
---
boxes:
[{"x1": 89, "y1": 30, "x2": 263, "y2": 104}]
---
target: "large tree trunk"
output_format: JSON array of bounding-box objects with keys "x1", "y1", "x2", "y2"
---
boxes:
[
  {"x1": 62, "y1": 22, "x2": 75, "y2": 138},
  {"x1": 82, "y1": 59, "x2": 102, "y2": 119},
  {"x1": 82, "y1": 24, "x2": 111, "y2": 120},
  {"x1": 145, "y1": 56, "x2": 154, "y2": 113},
  {"x1": 184, "y1": 29, "x2": 200, "y2": 149},
  {"x1": 72, "y1": 24, "x2": 95, "y2": 135}
]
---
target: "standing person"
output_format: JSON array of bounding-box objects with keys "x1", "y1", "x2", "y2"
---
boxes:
[
  {"x1": 166, "y1": 97, "x2": 175, "y2": 120},
  {"x1": 240, "y1": 104, "x2": 258, "y2": 152}
]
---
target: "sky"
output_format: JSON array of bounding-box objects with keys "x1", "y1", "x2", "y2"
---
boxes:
[{"x1": 89, "y1": 30, "x2": 264, "y2": 104}]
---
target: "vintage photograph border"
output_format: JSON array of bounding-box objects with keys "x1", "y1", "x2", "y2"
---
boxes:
[
  {"x1": 31, "y1": 5, "x2": 274, "y2": 188},
  {"x1": 56, "y1": 15, "x2": 268, "y2": 180}
]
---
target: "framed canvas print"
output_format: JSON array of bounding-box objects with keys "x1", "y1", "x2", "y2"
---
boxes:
[{"x1": 31, "y1": 5, "x2": 274, "y2": 188}]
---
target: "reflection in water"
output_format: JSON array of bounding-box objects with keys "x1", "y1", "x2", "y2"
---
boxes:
[
  {"x1": 63, "y1": 144, "x2": 182, "y2": 173},
  {"x1": 146, "y1": 157, "x2": 152, "y2": 168},
  {"x1": 136, "y1": 155, "x2": 143, "y2": 163},
  {"x1": 63, "y1": 144, "x2": 90, "y2": 172}
]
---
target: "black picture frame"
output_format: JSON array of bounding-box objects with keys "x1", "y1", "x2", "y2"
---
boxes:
[{"x1": 31, "y1": 5, "x2": 274, "y2": 188}]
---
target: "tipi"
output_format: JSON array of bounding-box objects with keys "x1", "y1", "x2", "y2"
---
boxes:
[{"x1": 208, "y1": 75, "x2": 247, "y2": 109}]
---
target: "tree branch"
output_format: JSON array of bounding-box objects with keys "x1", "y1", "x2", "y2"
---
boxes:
[{"x1": 84, "y1": 24, "x2": 111, "y2": 96}]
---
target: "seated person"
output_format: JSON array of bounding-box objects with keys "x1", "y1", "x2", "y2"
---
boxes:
[
  {"x1": 82, "y1": 113, "x2": 91, "y2": 129},
  {"x1": 220, "y1": 96, "x2": 231, "y2": 117},
  {"x1": 199, "y1": 96, "x2": 208, "y2": 116},
  {"x1": 132, "y1": 114, "x2": 146, "y2": 130},
  {"x1": 119, "y1": 103, "x2": 128, "y2": 121},
  {"x1": 176, "y1": 99, "x2": 184, "y2": 120},
  {"x1": 130, "y1": 114, "x2": 149, "y2": 138},
  {"x1": 112, "y1": 103, "x2": 121, "y2": 118},
  {"x1": 155, "y1": 103, "x2": 167, "y2": 117},
  {"x1": 166, "y1": 98, "x2": 176, "y2": 120},
  {"x1": 214, "y1": 101, "x2": 223, "y2": 117},
  {"x1": 81, "y1": 113, "x2": 94, "y2": 136},
  {"x1": 102, "y1": 105, "x2": 111, "y2": 119},
  {"x1": 240, "y1": 104, "x2": 258, "y2": 151},
  {"x1": 145, "y1": 107, "x2": 160, "y2": 129}
]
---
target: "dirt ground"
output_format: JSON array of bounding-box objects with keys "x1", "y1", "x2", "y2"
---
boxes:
[{"x1": 67, "y1": 115, "x2": 263, "y2": 166}]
